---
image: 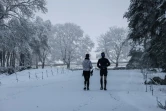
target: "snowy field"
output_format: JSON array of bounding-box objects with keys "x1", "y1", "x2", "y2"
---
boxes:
[{"x1": 0, "y1": 68, "x2": 166, "y2": 111}]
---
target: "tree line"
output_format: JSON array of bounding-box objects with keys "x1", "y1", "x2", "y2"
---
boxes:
[
  {"x1": 3, "y1": 0, "x2": 163, "y2": 71},
  {"x1": 0, "y1": 0, "x2": 47, "y2": 69},
  {"x1": 0, "y1": 0, "x2": 94, "y2": 71}
]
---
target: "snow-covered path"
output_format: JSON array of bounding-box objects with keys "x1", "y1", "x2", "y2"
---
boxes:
[{"x1": 0, "y1": 69, "x2": 164, "y2": 111}]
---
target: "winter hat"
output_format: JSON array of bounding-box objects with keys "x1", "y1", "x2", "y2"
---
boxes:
[
  {"x1": 85, "y1": 54, "x2": 90, "y2": 59},
  {"x1": 101, "y1": 52, "x2": 105, "y2": 58}
]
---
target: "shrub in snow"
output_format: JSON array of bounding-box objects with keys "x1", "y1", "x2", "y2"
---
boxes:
[
  {"x1": 144, "y1": 78, "x2": 152, "y2": 85},
  {"x1": 113, "y1": 67, "x2": 126, "y2": 70},
  {"x1": 112, "y1": 67, "x2": 126, "y2": 70},
  {"x1": 145, "y1": 76, "x2": 166, "y2": 85},
  {"x1": 148, "y1": 69, "x2": 157, "y2": 73},
  {"x1": 18, "y1": 66, "x2": 26, "y2": 71},
  {"x1": 7, "y1": 67, "x2": 15, "y2": 75},
  {"x1": 161, "y1": 76, "x2": 166, "y2": 85},
  {"x1": 0, "y1": 67, "x2": 8, "y2": 74},
  {"x1": 152, "y1": 77, "x2": 162, "y2": 84},
  {"x1": 162, "y1": 69, "x2": 166, "y2": 72},
  {"x1": 26, "y1": 66, "x2": 32, "y2": 69},
  {"x1": 15, "y1": 66, "x2": 32, "y2": 72}
]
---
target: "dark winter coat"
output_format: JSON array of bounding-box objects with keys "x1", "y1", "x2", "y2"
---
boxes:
[{"x1": 97, "y1": 57, "x2": 110, "y2": 70}]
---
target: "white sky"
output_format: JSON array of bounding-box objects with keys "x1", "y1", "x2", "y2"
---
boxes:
[{"x1": 37, "y1": 0, "x2": 130, "y2": 60}]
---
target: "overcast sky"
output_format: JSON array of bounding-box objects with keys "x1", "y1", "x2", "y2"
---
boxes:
[{"x1": 37, "y1": 0, "x2": 130, "y2": 60}]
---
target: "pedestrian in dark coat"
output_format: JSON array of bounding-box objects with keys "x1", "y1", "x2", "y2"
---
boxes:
[{"x1": 97, "y1": 52, "x2": 110, "y2": 90}]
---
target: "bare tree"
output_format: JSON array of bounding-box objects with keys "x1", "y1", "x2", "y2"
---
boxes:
[
  {"x1": 50, "y1": 23, "x2": 94, "y2": 69},
  {"x1": 76, "y1": 35, "x2": 94, "y2": 63},
  {"x1": 96, "y1": 27, "x2": 130, "y2": 67}
]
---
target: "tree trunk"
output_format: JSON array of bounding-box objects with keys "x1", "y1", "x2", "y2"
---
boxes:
[
  {"x1": 0, "y1": 51, "x2": 2, "y2": 67},
  {"x1": 42, "y1": 56, "x2": 45, "y2": 69},
  {"x1": 2, "y1": 49, "x2": 6, "y2": 67},
  {"x1": 42, "y1": 54, "x2": 46, "y2": 69},
  {"x1": 20, "y1": 53, "x2": 25, "y2": 66},
  {"x1": 28, "y1": 53, "x2": 32, "y2": 67},
  {"x1": 10, "y1": 52, "x2": 13, "y2": 67},
  {"x1": 36, "y1": 55, "x2": 38, "y2": 69},
  {"x1": 42, "y1": 61, "x2": 45, "y2": 69},
  {"x1": 115, "y1": 62, "x2": 118, "y2": 68},
  {"x1": 6, "y1": 52, "x2": 10, "y2": 67},
  {"x1": 12, "y1": 51, "x2": 15, "y2": 68},
  {"x1": 10, "y1": 53, "x2": 12, "y2": 66},
  {"x1": 67, "y1": 63, "x2": 70, "y2": 69},
  {"x1": 115, "y1": 56, "x2": 119, "y2": 68}
]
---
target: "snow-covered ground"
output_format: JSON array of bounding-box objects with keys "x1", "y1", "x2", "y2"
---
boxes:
[{"x1": 0, "y1": 68, "x2": 166, "y2": 111}]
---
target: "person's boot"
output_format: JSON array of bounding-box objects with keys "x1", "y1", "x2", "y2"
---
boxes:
[{"x1": 104, "y1": 80, "x2": 107, "y2": 90}]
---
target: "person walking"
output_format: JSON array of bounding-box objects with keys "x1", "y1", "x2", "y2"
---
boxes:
[
  {"x1": 97, "y1": 52, "x2": 110, "y2": 90},
  {"x1": 82, "y1": 54, "x2": 93, "y2": 90}
]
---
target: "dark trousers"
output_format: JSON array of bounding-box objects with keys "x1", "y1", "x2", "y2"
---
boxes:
[{"x1": 83, "y1": 71, "x2": 90, "y2": 88}]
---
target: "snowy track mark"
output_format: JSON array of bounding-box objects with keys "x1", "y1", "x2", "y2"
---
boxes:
[{"x1": 73, "y1": 92, "x2": 94, "y2": 111}]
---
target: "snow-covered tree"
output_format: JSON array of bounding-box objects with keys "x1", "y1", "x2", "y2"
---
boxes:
[
  {"x1": 30, "y1": 17, "x2": 53, "y2": 69},
  {"x1": 0, "y1": 18, "x2": 34, "y2": 67},
  {"x1": 96, "y1": 27, "x2": 130, "y2": 67},
  {"x1": 0, "y1": 0, "x2": 47, "y2": 23},
  {"x1": 0, "y1": 26, "x2": 10, "y2": 67},
  {"x1": 0, "y1": 0, "x2": 48, "y2": 70},
  {"x1": 50, "y1": 23, "x2": 94, "y2": 69}
]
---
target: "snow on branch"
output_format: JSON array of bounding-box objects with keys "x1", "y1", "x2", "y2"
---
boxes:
[{"x1": 156, "y1": 97, "x2": 166, "y2": 110}]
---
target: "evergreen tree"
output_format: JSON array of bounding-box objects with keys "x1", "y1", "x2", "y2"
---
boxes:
[{"x1": 125, "y1": 0, "x2": 166, "y2": 71}]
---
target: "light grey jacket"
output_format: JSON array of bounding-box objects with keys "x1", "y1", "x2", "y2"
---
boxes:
[{"x1": 82, "y1": 59, "x2": 92, "y2": 71}]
